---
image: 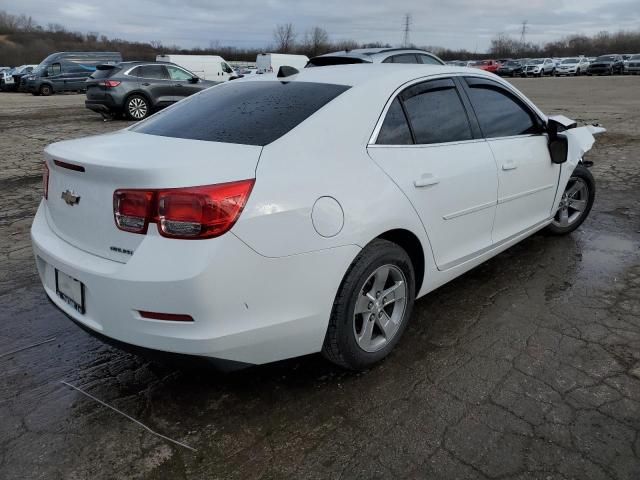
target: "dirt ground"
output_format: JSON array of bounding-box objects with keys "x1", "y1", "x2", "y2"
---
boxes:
[{"x1": 1, "y1": 76, "x2": 639, "y2": 479}]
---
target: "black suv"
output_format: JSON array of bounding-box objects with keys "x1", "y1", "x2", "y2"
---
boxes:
[
  {"x1": 587, "y1": 55, "x2": 625, "y2": 75},
  {"x1": 85, "y1": 61, "x2": 220, "y2": 120}
]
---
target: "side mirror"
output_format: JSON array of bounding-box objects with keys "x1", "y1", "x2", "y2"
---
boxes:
[
  {"x1": 548, "y1": 136, "x2": 568, "y2": 164},
  {"x1": 189, "y1": 76, "x2": 199, "y2": 83}
]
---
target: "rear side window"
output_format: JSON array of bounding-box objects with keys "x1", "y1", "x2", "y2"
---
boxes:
[
  {"x1": 384, "y1": 54, "x2": 418, "y2": 64},
  {"x1": 401, "y1": 79, "x2": 472, "y2": 144},
  {"x1": 377, "y1": 98, "x2": 413, "y2": 145},
  {"x1": 138, "y1": 65, "x2": 169, "y2": 79},
  {"x1": 464, "y1": 78, "x2": 539, "y2": 138},
  {"x1": 132, "y1": 81, "x2": 351, "y2": 146}
]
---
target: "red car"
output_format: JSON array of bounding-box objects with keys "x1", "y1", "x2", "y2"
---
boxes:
[{"x1": 471, "y1": 59, "x2": 500, "y2": 73}]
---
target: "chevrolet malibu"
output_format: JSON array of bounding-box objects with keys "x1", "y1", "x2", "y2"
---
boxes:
[{"x1": 32, "y1": 65, "x2": 604, "y2": 370}]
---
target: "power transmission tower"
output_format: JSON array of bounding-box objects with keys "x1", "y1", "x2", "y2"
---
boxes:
[
  {"x1": 402, "y1": 13, "x2": 412, "y2": 47},
  {"x1": 519, "y1": 20, "x2": 528, "y2": 46}
]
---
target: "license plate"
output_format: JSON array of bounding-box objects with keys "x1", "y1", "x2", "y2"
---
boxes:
[{"x1": 55, "y1": 269, "x2": 85, "y2": 314}]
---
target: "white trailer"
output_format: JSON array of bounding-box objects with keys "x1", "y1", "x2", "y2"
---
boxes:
[
  {"x1": 255, "y1": 53, "x2": 309, "y2": 74},
  {"x1": 156, "y1": 54, "x2": 236, "y2": 81}
]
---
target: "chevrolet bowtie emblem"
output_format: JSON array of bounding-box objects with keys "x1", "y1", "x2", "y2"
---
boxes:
[{"x1": 61, "y1": 190, "x2": 81, "y2": 206}]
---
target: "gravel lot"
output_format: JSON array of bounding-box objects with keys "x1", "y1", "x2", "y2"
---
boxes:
[{"x1": 1, "y1": 76, "x2": 639, "y2": 479}]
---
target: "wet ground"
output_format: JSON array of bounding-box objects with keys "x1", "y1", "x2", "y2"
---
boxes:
[{"x1": 1, "y1": 76, "x2": 639, "y2": 479}]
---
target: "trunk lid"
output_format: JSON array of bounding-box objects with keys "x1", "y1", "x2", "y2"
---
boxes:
[{"x1": 44, "y1": 130, "x2": 261, "y2": 262}]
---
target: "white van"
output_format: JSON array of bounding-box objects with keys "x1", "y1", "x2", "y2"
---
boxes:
[
  {"x1": 156, "y1": 55, "x2": 235, "y2": 81},
  {"x1": 255, "y1": 53, "x2": 309, "y2": 74}
]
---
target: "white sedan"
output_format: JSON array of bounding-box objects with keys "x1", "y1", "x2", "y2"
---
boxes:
[{"x1": 31, "y1": 64, "x2": 603, "y2": 370}]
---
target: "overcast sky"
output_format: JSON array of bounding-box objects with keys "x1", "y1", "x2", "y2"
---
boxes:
[{"x1": 6, "y1": 0, "x2": 640, "y2": 51}]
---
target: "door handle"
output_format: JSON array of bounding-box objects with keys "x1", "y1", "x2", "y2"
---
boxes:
[
  {"x1": 502, "y1": 161, "x2": 518, "y2": 171},
  {"x1": 173, "y1": 83, "x2": 183, "y2": 87},
  {"x1": 141, "y1": 82, "x2": 150, "y2": 86},
  {"x1": 414, "y1": 174, "x2": 440, "y2": 188}
]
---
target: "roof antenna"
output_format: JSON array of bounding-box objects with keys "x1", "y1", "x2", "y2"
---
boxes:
[{"x1": 277, "y1": 66, "x2": 299, "y2": 78}]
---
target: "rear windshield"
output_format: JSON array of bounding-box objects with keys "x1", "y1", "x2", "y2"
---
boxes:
[
  {"x1": 132, "y1": 81, "x2": 350, "y2": 146},
  {"x1": 89, "y1": 66, "x2": 117, "y2": 79},
  {"x1": 306, "y1": 56, "x2": 369, "y2": 67}
]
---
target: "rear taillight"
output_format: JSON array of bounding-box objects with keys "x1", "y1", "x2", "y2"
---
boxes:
[
  {"x1": 101, "y1": 80, "x2": 121, "y2": 88},
  {"x1": 113, "y1": 190, "x2": 154, "y2": 233},
  {"x1": 43, "y1": 162, "x2": 49, "y2": 199},
  {"x1": 113, "y1": 180, "x2": 254, "y2": 239}
]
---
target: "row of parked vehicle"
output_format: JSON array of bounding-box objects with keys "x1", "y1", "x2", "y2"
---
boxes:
[
  {"x1": 446, "y1": 54, "x2": 640, "y2": 77},
  {"x1": 0, "y1": 48, "x2": 447, "y2": 120}
]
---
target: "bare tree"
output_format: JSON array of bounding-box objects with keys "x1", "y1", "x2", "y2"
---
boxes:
[
  {"x1": 303, "y1": 26, "x2": 329, "y2": 57},
  {"x1": 150, "y1": 40, "x2": 163, "y2": 50},
  {"x1": 273, "y1": 23, "x2": 296, "y2": 53}
]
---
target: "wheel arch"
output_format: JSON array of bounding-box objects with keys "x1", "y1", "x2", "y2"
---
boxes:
[
  {"x1": 375, "y1": 228, "x2": 425, "y2": 294},
  {"x1": 124, "y1": 91, "x2": 152, "y2": 109}
]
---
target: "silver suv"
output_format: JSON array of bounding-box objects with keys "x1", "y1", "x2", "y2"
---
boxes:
[{"x1": 307, "y1": 48, "x2": 444, "y2": 67}]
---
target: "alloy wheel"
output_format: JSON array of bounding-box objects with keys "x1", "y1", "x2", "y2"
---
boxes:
[
  {"x1": 552, "y1": 176, "x2": 589, "y2": 228},
  {"x1": 353, "y1": 264, "x2": 407, "y2": 353},
  {"x1": 128, "y1": 97, "x2": 148, "y2": 119}
]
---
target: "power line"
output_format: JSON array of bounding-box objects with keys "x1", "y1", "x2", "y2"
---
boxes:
[{"x1": 402, "y1": 13, "x2": 412, "y2": 47}]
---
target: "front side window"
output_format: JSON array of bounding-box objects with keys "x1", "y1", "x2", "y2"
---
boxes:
[
  {"x1": 222, "y1": 63, "x2": 234, "y2": 74},
  {"x1": 401, "y1": 79, "x2": 472, "y2": 144},
  {"x1": 132, "y1": 81, "x2": 350, "y2": 146},
  {"x1": 464, "y1": 78, "x2": 539, "y2": 138},
  {"x1": 386, "y1": 54, "x2": 418, "y2": 64},
  {"x1": 418, "y1": 54, "x2": 442, "y2": 65},
  {"x1": 48, "y1": 63, "x2": 62, "y2": 76},
  {"x1": 376, "y1": 98, "x2": 413, "y2": 145},
  {"x1": 138, "y1": 65, "x2": 169, "y2": 79},
  {"x1": 167, "y1": 66, "x2": 193, "y2": 81}
]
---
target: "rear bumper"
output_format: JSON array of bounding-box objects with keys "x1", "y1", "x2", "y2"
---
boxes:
[
  {"x1": 85, "y1": 98, "x2": 119, "y2": 114},
  {"x1": 31, "y1": 201, "x2": 358, "y2": 364}
]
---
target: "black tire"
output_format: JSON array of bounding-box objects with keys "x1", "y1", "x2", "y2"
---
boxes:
[
  {"x1": 39, "y1": 84, "x2": 52, "y2": 96},
  {"x1": 125, "y1": 94, "x2": 150, "y2": 120},
  {"x1": 322, "y1": 239, "x2": 416, "y2": 370},
  {"x1": 545, "y1": 165, "x2": 595, "y2": 236}
]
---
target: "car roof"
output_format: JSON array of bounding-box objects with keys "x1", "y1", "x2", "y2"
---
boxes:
[
  {"x1": 317, "y1": 47, "x2": 439, "y2": 60},
  {"x1": 243, "y1": 63, "x2": 499, "y2": 89}
]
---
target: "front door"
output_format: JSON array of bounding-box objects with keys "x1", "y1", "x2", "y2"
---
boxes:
[
  {"x1": 367, "y1": 78, "x2": 498, "y2": 270},
  {"x1": 166, "y1": 65, "x2": 202, "y2": 100},
  {"x1": 461, "y1": 77, "x2": 559, "y2": 243}
]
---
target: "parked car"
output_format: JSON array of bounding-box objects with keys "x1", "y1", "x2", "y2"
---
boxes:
[
  {"x1": 497, "y1": 60, "x2": 524, "y2": 77},
  {"x1": 522, "y1": 58, "x2": 556, "y2": 77},
  {"x1": 586, "y1": 55, "x2": 624, "y2": 75},
  {"x1": 84, "y1": 61, "x2": 219, "y2": 120},
  {"x1": 256, "y1": 53, "x2": 309, "y2": 73},
  {"x1": 33, "y1": 64, "x2": 604, "y2": 370},
  {"x1": 555, "y1": 57, "x2": 590, "y2": 76},
  {"x1": 23, "y1": 52, "x2": 122, "y2": 96},
  {"x1": 156, "y1": 54, "x2": 236, "y2": 81},
  {"x1": 624, "y1": 54, "x2": 640, "y2": 74},
  {"x1": 0, "y1": 67, "x2": 14, "y2": 90},
  {"x1": 9, "y1": 65, "x2": 36, "y2": 90},
  {"x1": 307, "y1": 48, "x2": 444, "y2": 67},
  {"x1": 470, "y1": 59, "x2": 500, "y2": 73},
  {"x1": 445, "y1": 60, "x2": 467, "y2": 67}
]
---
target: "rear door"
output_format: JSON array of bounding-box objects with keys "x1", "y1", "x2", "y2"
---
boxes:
[
  {"x1": 461, "y1": 77, "x2": 558, "y2": 243},
  {"x1": 367, "y1": 78, "x2": 498, "y2": 270},
  {"x1": 137, "y1": 65, "x2": 173, "y2": 105}
]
